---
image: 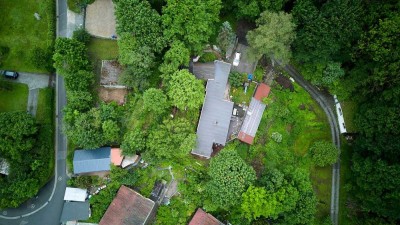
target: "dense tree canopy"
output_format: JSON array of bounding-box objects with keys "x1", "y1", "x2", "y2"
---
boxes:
[
  {"x1": 309, "y1": 141, "x2": 339, "y2": 167},
  {"x1": 162, "y1": 0, "x2": 222, "y2": 53},
  {"x1": 0, "y1": 112, "x2": 52, "y2": 208},
  {"x1": 167, "y1": 69, "x2": 205, "y2": 110},
  {"x1": 222, "y1": 0, "x2": 288, "y2": 20},
  {"x1": 206, "y1": 148, "x2": 256, "y2": 210},
  {"x1": 247, "y1": 11, "x2": 296, "y2": 63},
  {"x1": 159, "y1": 41, "x2": 191, "y2": 76},
  {"x1": 145, "y1": 118, "x2": 195, "y2": 160},
  {"x1": 143, "y1": 88, "x2": 169, "y2": 115},
  {"x1": 114, "y1": 0, "x2": 165, "y2": 52}
]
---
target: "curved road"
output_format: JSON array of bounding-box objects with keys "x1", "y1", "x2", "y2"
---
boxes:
[
  {"x1": 279, "y1": 63, "x2": 341, "y2": 225},
  {"x1": 0, "y1": 0, "x2": 68, "y2": 224}
]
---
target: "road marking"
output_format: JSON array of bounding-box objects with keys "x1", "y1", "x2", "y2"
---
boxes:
[
  {"x1": 2, "y1": 211, "x2": 6, "y2": 215},
  {"x1": 58, "y1": 176, "x2": 63, "y2": 181}
]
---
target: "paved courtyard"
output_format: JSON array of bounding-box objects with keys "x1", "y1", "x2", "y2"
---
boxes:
[{"x1": 85, "y1": 0, "x2": 117, "y2": 38}]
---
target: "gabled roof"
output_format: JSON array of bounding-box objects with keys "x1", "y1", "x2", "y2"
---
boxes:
[
  {"x1": 73, "y1": 147, "x2": 111, "y2": 174},
  {"x1": 111, "y1": 148, "x2": 124, "y2": 166},
  {"x1": 189, "y1": 208, "x2": 224, "y2": 225},
  {"x1": 99, "y1": 185, "x2": 156, "y2": 225},
  {"x1": 60, "y1": 201, "x2": 90, "y2": 222},
  {"x1": 64, "y1": 187, "x2": 88, "y2": 202},
  {"x1": 254, "y1": 83, "x2": 271, "y2": 101},
  {"x1": 192, "y1": 61, "x2": 234, "y2": 158},
  {"x1": 238, "y1": 83, "x2": 271, "y2": 145}
]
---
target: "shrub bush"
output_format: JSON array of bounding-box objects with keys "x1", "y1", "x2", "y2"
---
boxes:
[
  {"x1": 73, "y1": 28, "x2": 92, "y2": 45},
  {"x1": 30, "y1": 47, "x2": 54, "y2": 72},
  {"x1": 309, "y1": 141, "x2": 339, "y2": 167},
  {"x1": 199, "y1": 52, "x2": 218, "y2": 62},
  {"x1": 229, "y1": 71, "x2": 244, "y2": 88}
]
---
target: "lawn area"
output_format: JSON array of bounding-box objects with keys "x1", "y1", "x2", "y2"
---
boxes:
[
  {"x1": 341, "y1": 101, "x2": 358, "y2": 133},
  {"x1": 36, "y1": 88, "x2": 54, "y2": 124},
  {"x1": 0, "y1": 0, "x2": 55, "y2": 73},
  {"x1": 0, "y1": 82, "x2": 28, "y2": 112},
  {"x1": 231, "y1": 82, "x2": 256, "y2": 104}
]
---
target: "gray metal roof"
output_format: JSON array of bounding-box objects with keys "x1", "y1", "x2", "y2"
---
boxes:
[
  {"x1": 240, "y1": 98, "x2": 266, "y2": 137},
  {"x1": 192, "y1": 61, "x2": 234, "y2": 158},
  {"x1": 60, "y1": 201, "x2": 90, "y2": 222},
  {"x1": 73, "y1": 147, "x2": 111, "y2": 174}
]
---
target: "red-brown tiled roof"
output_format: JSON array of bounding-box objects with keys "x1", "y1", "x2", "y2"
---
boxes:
[
  {"x1": 189, "y1": 208, "x2": 224, "y2": 225},
  {"x1": 99, "y1": 185, "x2": 155, "y2": 225},
  {"x1": 111, "y1": 148, "x2": 123, "y2": 166},
  {"x1": 254, "y1": 83, "x2": 271, "y2": 101},
  {"x1": 238, "y1": 131, "x2": 255, "y2": 144}
]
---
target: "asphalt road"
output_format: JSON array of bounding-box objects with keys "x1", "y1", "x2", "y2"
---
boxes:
[
  {"x1": 0, "y1": 0, "x2": 69, "y2": 224},
  {"x1": 280, "y1": 63, "x2": 341, "y2": 225}
]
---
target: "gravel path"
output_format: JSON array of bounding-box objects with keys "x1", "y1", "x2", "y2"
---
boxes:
[{"x1": 85, "y1": 0, "x2": 116, "y2": 38}]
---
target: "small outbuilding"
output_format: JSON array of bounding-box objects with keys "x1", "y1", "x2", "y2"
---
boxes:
[
  {"x1": 189, "y1": 208, "x2": 225, "y2": 225},
  {"x1": 73, "y1": 147, "x2": 111, "y2": 175},
  {"x1": 238, "y1": 83, "x2": 271, "y2": 144},
  {"x1": 60, "y1": 201, "x2": 90, "y2": 223},
  {"x1": 64, "y1": 187, "x2": 88, "y2": 202},
  {"x1": 99, "y1": 185, "x2": 156, "y2": 225}
]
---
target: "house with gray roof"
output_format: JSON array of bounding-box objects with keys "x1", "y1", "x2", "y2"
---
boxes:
[
  {"x1": 60, "y1": 201, "x2": 90, "y2": 223},
  {"x1": 192, "y1": 61, "x2": 234, "y2": 158},
  {"x1": 73, "y1": 147, "x2": 111, "y2": 174}
]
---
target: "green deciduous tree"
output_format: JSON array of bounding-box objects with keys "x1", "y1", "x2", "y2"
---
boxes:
[
  {"x1": 64, "y1": 70, "x2": 94, "y2": 92},
  {"x1": 114, "y1": 0, "x2": 165, "y2": 52},
  {"x1": 159, "y1": 41, "x2": 191, "y2": 77},
  {"x1": 241, "y1": 185, "x2": 278, "y2": 221},
  {"x1": 206, "y1": 148, "x2": 256, "y2": 210},
  {"x1": 53, "y1": 38, "x2": 90, "y2": 75},
  {"x1": 229, "y1": 71, "x2": 244, "y2": 88},
  {"x1": 217, "y1": 21, "x2": 235, "y2": 55},
  {"x1": 145, "y1": 118, "x2": 195, "y2": 160},
  {"x1": 121, "y1": 128, "x2": 146, "y2": 156},
  {"x1": 102, "y1": 120, "x2": 120, "y2": 144},
  {"x1": 309, "y1": 141, "x2": 339, "y2": 167},
  {"x1": 162, "y1": 0, "x2": 222, "y2": 54},
  {"x1": 66, "y1": 91, "x2": 93, "y2": 112},
  {"x1": 292, "y1": 0, "x2": 363, "y2": 63},
  {"x1": 246, "y1": 11, "x2": 296, "y2": 64},
  {"x1": 143, "y1": 88, "x2": 169, "y2": 115},
  {"x1": 167, "y1": 69, "x2": 205, "y2": 110},
  {"x1": 65, "y1": 108, "x2": 103, "y2": 149},
  {"x1": 222, "y1": 0, "x2": 288, "y2": 21},
  {"x1": 0, "y1": 112, "x2": 37, "y2": 162}
]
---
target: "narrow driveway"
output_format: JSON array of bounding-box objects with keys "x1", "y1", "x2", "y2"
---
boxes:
[
  {"x1": 278, "y1": 62, "x2": 341, "y2": 225},
  {"x1": 0, "y1": 0, "x2": 69, "y2": 224},
  {"x1": 14, "y1": 72, "x2": 50, "y2": 116},
  {"x1": 231, "y1": 43, "x2": 257, "y2": 74}
]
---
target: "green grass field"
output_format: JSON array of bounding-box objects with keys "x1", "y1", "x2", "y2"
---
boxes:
[
  {"x1": 0, "y1": 0, "x2": 55, "y2": 73},
  {"x1": 0, "y1": 82, "x2": 28, "y2": 112},
  {"x1": 36, "y1": 88, "x2": 54, "y2": 124}
]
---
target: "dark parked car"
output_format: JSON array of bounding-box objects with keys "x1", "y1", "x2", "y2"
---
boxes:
[{"x1": 2, "y1": 70, "x2": 19, "y2": 79}]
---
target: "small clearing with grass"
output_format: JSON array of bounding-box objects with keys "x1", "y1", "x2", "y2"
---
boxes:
[
  {"x1": 87, "y1": 37, "x2": 119, "y2": 75},
  {"x1": 0, "y1": 0, "x2": 55, "y2": 73}
]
